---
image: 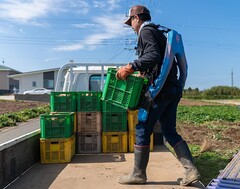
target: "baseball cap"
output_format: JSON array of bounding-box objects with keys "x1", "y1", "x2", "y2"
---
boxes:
[{"x1": 124, "y1": 5, "x2": 150, "y2": 26}]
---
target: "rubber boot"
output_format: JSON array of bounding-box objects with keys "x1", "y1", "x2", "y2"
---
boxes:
[
  {"x1": 174, "y1": 140, "x2": 200, "y2": 186},
  {"x1": 118, "y1": 145, "x2": 150, "y2": 184}
]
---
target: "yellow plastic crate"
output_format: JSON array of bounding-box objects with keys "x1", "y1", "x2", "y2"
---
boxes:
[
  {"x1": 127, "y1": 109, "x2": 138, "y2": 131},
  {"x1": 102, "y1": 132, "x2": 128, "y2": 153},
  {"x1": 128, "y1": 131, "x2": 154, "y2": 152},
  {"x1": 40, "y1": 134, "x2": 76, "y2": 163}
]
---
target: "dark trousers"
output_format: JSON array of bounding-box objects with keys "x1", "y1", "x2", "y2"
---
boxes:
[{"x1": 136, "y1": 96, "x2": 183, "y2": 147}]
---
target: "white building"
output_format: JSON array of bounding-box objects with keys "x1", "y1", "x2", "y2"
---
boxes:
[
  {"x1": 0, "y1": 65, "x2": 21, "y2": 94},
  {"x1": 9, "y1": 68, "x2": 62, "y2": 94}
]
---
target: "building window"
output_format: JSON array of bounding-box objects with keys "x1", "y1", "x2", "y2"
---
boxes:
[
  {"x1": 44, "y1": 79, "x2": 54, "y2": 89},
  {"x1": 89, "y1": 75, "x2": 106, "y2": 91},
  {"x1": 43, "y1": 71, "x2": 54, "y2": 89},
  {"x1": 32, "y1": 81, "x2": 36, "y2": 87}
]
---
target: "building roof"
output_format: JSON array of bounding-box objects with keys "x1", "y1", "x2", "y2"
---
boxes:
[
  {"x1": 8, "y1": 67, "x2": 60, "y2": 78},
  {"x1": 0, "y1": 65, "x2": 22, "y2": 73}
]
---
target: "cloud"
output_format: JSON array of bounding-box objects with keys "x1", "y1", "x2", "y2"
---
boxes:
[
  {"x1": 93, "y1": 1, "x2": 106, "y2": 9},
  {"x1": 72, "y1": 23, "x2": 96, "y2": 29},
  {"x1": 0, "y1": 0, "x2": 91, "y2": 27},
  {"x1": 53, "y1": 14, "x2": 130, "y2": 52},
  {"x1": 70, "y1": 0, "x2": 90, "y2": 15},
  {"x1": 53, "y1": 43, "x2": 85, "y2": 51},
  {"x1": 44, "y1": 57, "x2": 60, "y2": 62},
  {"x1": 93, "y1": 0, "x2": 121, "y2": 11},
  {"x1": 107, "y1": 0, "x2": 121, "y2": 11},
  {"x1": 0, "y1": 0, "x2": 61, "y2": 22}
]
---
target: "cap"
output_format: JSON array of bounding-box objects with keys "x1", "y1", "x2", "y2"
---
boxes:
[{"x1": 124, "y1": 5, "x2": 150, "y2": 26}]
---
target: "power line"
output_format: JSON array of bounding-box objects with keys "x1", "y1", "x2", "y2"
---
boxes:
[
  {"x1": 104, "y1": 48, "x2": 126, "y2": 63},
  {"x1": 184, "y1": 42, "x2": 240, "y2": 51},
  {"x1": 1, "y1": 38, "x2": 239, "y2": 51},
  {"x1": 0, "y1": 18, "x2": 90, "y2": 23}
]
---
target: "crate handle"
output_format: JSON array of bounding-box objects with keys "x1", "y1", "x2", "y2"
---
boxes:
[{"x1": 51, "y1": 141, "x2": 59, "y2": 144}]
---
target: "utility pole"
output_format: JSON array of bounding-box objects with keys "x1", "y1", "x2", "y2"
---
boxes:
[
  {"x1": 2, "y1": 58, "x2": 4, "y2": 65},
  {"x1": 231, "y1": 69, "x2": 234, "y2": 87}
]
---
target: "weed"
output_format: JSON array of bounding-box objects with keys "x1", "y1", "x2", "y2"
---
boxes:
[
  {"x1": 193, "y1": 151, "x2": 231, "y2": 185},
  {"x1": 0, "y1": 105, "x2": 50, "y2": 127}
]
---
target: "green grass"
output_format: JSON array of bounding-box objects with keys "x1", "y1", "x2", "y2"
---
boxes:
[
  {"x1": 194, "y1": 151, "x2": 230, "y2": 185},
  {"x1": 189, "y1": 145, "x2": 233, "y2": 186},
  {"x1": 177, "y1": 105, "x2": 240, "y2": 124},
  {"x1": 175, "y1": 104, "x2": 240, "y2": 186},
  {"x1": 0, "y1": 105, "x2": 50, "y2": 127}
]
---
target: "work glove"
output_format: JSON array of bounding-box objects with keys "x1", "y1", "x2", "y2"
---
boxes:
[{"x1": 116, "y1": 64, "x2": 134, "y2": 80}]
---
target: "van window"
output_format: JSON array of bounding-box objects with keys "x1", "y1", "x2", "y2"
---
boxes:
[{"x1": 89, "y1": 75, "x2": 106, "y2": 91}]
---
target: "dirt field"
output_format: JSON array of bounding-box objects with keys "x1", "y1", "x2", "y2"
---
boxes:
[
  {"x1": 178, "y1": 99, "x2": 240, "y2": 153},
  {"x1": 0, "y1": 100, "x2": 48, "y2": 114}
]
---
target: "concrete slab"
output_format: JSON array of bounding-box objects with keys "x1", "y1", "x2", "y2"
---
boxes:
[
  {"x1": 0, "y1": 95, "x2": 14, "y2": 101},
  {"x1": 5, "y1": 146, "x2": 205, "y2": 189}
]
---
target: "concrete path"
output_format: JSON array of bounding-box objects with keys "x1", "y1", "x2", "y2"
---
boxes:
[
  {"x1": 5, "y1": 146, "x2": 205, "y2": 189},
  {"x1": 0, "y1": 95, "x2": 14, "y2": 101},
  {"x1": 0, "y1": 118, "x2": 40, "y2": 150}
]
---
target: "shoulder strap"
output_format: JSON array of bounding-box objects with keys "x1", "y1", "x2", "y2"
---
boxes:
[{"x1": 158, "y1": 25, "x2": 171, "y2": 33}]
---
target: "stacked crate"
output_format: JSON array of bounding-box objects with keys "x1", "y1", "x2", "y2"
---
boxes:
[
  {"x1": 76, "y1": 92, "x2": 102, "y2": 153},
  {"x1": 101, "y1": 101, "x2": 128, "y2": 153},
  {"x1": 128, "y1": 110, "x2": 154, "y2": 152},
  {"x1": 101, "y1": 68, "x2": 147, "y2": 153},
  {"x1": 40, "y1": 92, "x2": 76, "y2": 163}
]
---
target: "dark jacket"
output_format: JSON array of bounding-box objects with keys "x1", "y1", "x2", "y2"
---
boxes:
[{"x1": 130, "y1": 23, "x2": 179, "y2": 94}]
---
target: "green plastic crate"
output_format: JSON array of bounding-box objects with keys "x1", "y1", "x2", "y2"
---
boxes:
[
  {"x1": 102, "y1": 111, "x2": 127, "y2": 132},
  {"x1": 77, "y1": 91, "x2": 102, "y2": 112},
  {"x1": 40, "y1": 112, "x2": 74, "y2": 139},
  {"x1": 50, "y1": 92, "x2": 77, "y2": 112},
  {"x1": 102, "y1": 100, "x2": 126, "y2": 112},
  {"x1": 101, "y1": 68, "x2": 146, "y2": 109}
]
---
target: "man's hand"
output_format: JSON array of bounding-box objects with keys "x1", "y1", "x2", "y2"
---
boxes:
[{"x1": 116, "y1": 64, "x2": 134, "y2": 80}]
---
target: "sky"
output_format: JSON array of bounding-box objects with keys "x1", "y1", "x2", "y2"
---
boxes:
[{"x1": 0, "y1": 0, "x2": 240, "y2": 90}]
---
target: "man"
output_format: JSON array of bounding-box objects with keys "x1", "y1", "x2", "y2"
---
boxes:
[{"x1": 116, "y1": 5, "x2": 200, "y2": 186}]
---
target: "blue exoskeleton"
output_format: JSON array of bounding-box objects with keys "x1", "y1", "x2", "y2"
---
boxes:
[{"x1": 138, "y1": 27, "x2": 188, "y2": 122}]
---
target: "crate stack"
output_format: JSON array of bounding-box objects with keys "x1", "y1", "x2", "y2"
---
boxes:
[
  {"x1": 40, "y1": 92, "x2": 77, "y2": 163},
  {"x1": 76, "y1": 92, "x2": 102, "y2": 154},
  {"x1": 101, "y1": 68, "x2": 147, "y2": 153},
  {"x1": 101, "y1": 101, "x2": 128, "y2": 153},
  {"x1": 127, "y1": 110, "x2": 154, "y2": 152}
]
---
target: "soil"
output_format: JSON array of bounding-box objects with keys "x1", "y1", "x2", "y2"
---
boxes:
[
  {"x1": 178, "y1": 99, "x2": 240, "y2": 153},
  {"x1": 177, "y1": 122, "x2": 240, "y2": 153},
  {"x1": 179, "y1": 98, "x2": 225, "y2": 106},
  {"x1": 0, "y1": 100, "x2": 48, "y2": 114}
]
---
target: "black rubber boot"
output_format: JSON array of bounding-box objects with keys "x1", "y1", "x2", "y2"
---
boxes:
[
  {"x1": 118, "y1": 145, "x2": 150, "y2": 184},
  {"x1": 174, "y1": 140, "x2": 200, "y2": 186}
]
